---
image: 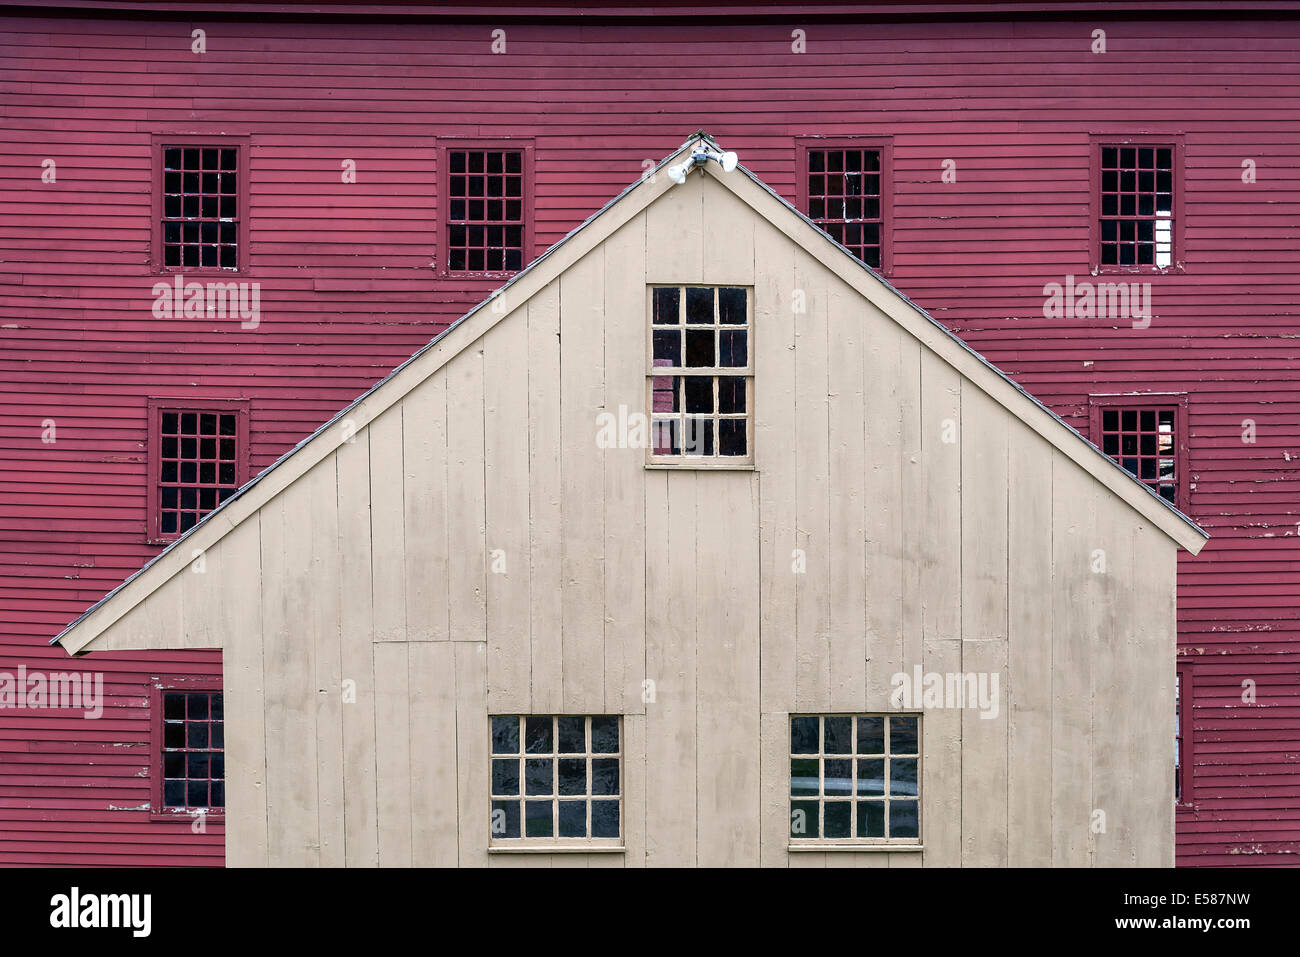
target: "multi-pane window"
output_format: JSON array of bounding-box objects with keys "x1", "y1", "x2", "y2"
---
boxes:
[
  {"x1": 155, "y1": 409, "x2": 243, "y2": 538},
  {"x1": 161, "y1": 691, "x2": 224, "y2": 811},
  {"x1": 1099, "y1": 144, "x2": 1175, "y2": 269},
  {"x1": 649, "y1": 286, "x2": 752, "y2": 462},
  {"x1": 446, "y1": 149, "x2": 525, "y2": 273},
  {"x1": 161, "y1": 145, "x2": 240, "y2": 270},
  {"x1": 1094, "y1": 403, "x2": 1181, "y2": 506},
  {"x1": 789, "y1": 714, "x2": 921, "y2": 843},
  {"x1": 806, "y1": 147, "x2": 884, "y2": 269},
  {"x1": 489, "y1": 715, "x2": 622, "y2": 844}
]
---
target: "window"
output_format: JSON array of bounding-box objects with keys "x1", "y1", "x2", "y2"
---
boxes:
[
  {"x1": 1089, "y1": 395, "x2": 1188, "y2": 511},
  {"x1": 789, "y1": 714, "x2": 921, "y2": 844},
  {"x1": 439, "y1": 140, "x2": 533, "y2": 275},
  {"x1": 648, "y1": 285, "x2": 752, "y2": 464},
  {"x1": 796, "y1": 137, "x2": 892, "y2": 272},
  {"x1": 1093, "y1": 137, "x2": 1180, "y2": 271},
  {"x1": 146, "y1": 399, "x2": 250, "y2": 543},
  {"x1": 1176, "y1": 665, "x2": 1193, "y2": 806},
  {"x1": 489, "y1": 715, "x2": 622, "y2": 847},
  {"x1": 150, "y1": 682, "x2": 224, "y2": 817},
  {"x1": 151, "y1": 135, "x2": 250, "y2": 273}
]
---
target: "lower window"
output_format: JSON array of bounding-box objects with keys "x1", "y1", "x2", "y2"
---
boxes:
[
  {"x1": 151, "y1": 682, "x2": 225, "y2": 817},
  {"x1": 789, "y1": 713, "x2": 921, "y2": 845},
  {"x1": 489, "y1": 715, "x2": 622, "y2": 847}
]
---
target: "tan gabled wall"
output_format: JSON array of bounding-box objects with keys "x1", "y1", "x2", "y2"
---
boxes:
[{"x1": 66, "y1": 168, "x2": 1180, "y2": 868}]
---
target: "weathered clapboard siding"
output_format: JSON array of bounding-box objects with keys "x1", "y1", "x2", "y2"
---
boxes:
[{"x1": 52, "y1": 162, "x2": 1191, "y2": 866}]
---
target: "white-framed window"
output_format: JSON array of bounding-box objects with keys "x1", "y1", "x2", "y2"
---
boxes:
[
  {"x1": 489, "y1": 715, "x2": 622, "y2": 847},
  {"x1": 789, "y1": 714, "x2": 921, "y2": 844},
  {"x1": 647, "y1": 285, "x2": 753, "y2": 465}
]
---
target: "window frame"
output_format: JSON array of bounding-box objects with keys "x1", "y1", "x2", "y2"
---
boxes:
[
  {"x1": 145, "y1": 397, "x2": 251, "y2": 545},
  {"x1": 1089, "y1": 132, "x2": 1185, "y2": 275},
  {"x1": 436, "y1": 136, "x2": 535, "y2": 280},
  {"x1": 487, "y1": 714, "x2": 624, "y2": 852},
  {"x1": 149, "y1": 677, "x2": 225, "y2": 822},
  {"x1": 787, "y1": 712, "x2": 923, "y2": 849},
  {"x1": 645, "y1": 284, "x2": 755, "y2": 469},
  {"x1": 150, "y1": 133, "x2": 252, "y2": 276},
  {"x1": 794, "y1": 135, "x2": 894, "y2": 275},
  {"x1": 1176, "y1": 663, "x2": 1195, "y2": 809},
  {"x1": 1088, "y1": 393, "x2": 1190, "y2": 514}
]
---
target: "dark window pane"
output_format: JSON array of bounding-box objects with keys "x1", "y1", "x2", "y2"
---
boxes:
[
  {"x1": 685, "y1": 330, "x2": 715, "y2": 367},
  {"x1": 591, "y1": 799, "x2": 620, "y2": 838},
  {"x1": 890, "y1": 716, "x2": 919, "y2": 754},
  {"x1": 652, "y1": 287, "x2": 680, "y2": 324},
  {"x1": 590, "y1": 716, "x2": 619, "y2": 754},
  {"x1": 164, "y1": 780, "x2": 186, "y2": 808},
  {"x1": 824, "y1": 801, "x2": 852, "y2": 839},
  {"x1": 558, "y1": 800, "x2": 587, "y2": 837},
  {"x1": 685, "y1": 287, "x2": 714, "y2": 324},
  {"x1": 791, "y1": 716, "x2": 819, "y2": 754},
  {"x1": 525, "y1": 758, "x2": 553, "y2": 795},
  {"x1": 164, "y1": 692, "x2": 186, "y2": 719},
  {"x1": 857, "y1": 758, "x2": 885, "y2": 797},
  {"x1": 890, "y1": 757, "x2": 919, "y2": 797},
  {"x1": 492, "y1": 758, "x2": 520, "y2": 796},
  {"x1": 491, "y1": 799, "x2": 520, "y2": 838},
  {"x1": 718, "y1": 287, "x2": 746, "y2": 324},
  {"x1": 524, "y1": 800, "x2": 553, "y2": 838},
  {"x1": 524, "y1": 716, "x2": 552, "y2": 754},
  {"x1": 824, "y1": 716, "x2": 852, "y2": 754},
  {"x1": 791, "y1": 800, "x2": 819, "y2": 838},
  {"x1": 791, "y1": 758, "x2": 819, "y2": 796},
  {"x1": 857, "y1": 800, "x2": 885, "y2": 838},
  {"x1": 824, "y1": 759, "x2": 853, "y2": 796},
  {"x1": 557, "y1": 716, "x2": 585, "y2": 753},
  {"x1": 684, "y1": 377, "x2": 713, "y2": 414},
  {"x1": 718, "y1": 419, "x2": 747, "y2": 457},
  {"x1": 857, "y1": 716, "x2": 884, "y2": 753},
  {"x1": 558, "y1": 758, "x2": 586, "y2": 795},
  {"x1": 591, "y1": 758, "x2": 620, "y2": 795},
  {"x1": 719, "y1": 330, "x2": 747, "y2": 367},
  {"x1": 890, "y1": 800, "x2": 919, "y2": 838}
]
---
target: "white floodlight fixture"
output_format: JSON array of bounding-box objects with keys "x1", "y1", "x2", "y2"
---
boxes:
[{"x1": 665, "y1": 144, "x2": 739, "y2": 185}]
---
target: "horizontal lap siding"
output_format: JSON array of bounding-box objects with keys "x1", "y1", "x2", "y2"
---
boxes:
[{"x1": 1, "y1": 13, "x2": 1297, "y2": 865}]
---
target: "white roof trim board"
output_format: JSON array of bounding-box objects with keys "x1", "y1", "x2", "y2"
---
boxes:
[{"x1": 54, "y1": 131, "x2": 1207, "y2": 654}]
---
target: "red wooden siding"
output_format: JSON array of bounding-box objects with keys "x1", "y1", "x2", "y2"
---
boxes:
[{"x1": 2, "y1": 8, "x2": 1299, "y2": 867}]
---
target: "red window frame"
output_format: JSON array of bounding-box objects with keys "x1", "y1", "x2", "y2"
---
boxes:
[
  {"x1": 1089, "y1": 133, "x2": 1184, "y2": 275},
  {"x1": 150, "y1": 134, "x2": 251, "y2": 276},
  {"x1": 436, "y1": 137, "x2": 535, "y2": 279},
  {"x1": 1176, "y1": 663, "x2": 1194, "y2": 808},
  {"x1": 794, "y1": 135, "x2": 893, "y2": 274},
  {"x1": 1088, "y1": 394, "x2": 1190, "y2": 514},
  {"x1": 146, "y1": 397, "x2": 251, "y2": 544},
  {"x1": 149, "y1": 677, "x2": 225, "y2": 821}
]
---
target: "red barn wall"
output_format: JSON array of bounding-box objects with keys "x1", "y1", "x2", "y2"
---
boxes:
[{"x1": 1, "y1": 8, "x2": 1298, "y2": 866}]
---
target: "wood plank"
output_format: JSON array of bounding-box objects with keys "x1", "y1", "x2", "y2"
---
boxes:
[
  {"x1": 601, "y1": 215, "x2": 648, "y2": 715},
  {"x1": 826, "y1": 276, "x2": 867, "y2": 712},
  {"x1": 644, "y1": 471, "x2": 697, "y2": 866},
  {"x1": 373, "y1": 640, "x2": 411, "y2": 866},
  {"x1": 528, "y1": 283, "x2": 564, "y2": 714},
  {"x1": 403, "y1": 373, "x2": 450, "y2": 642},
  {"x1": 446, "y1": 348, "x2": 488, "y2": 643},
  {"x1": 793, "y1": 250, "x2": 831, "y2": 712},
  {"x1": 644, "y1": 166, "x2": 702, "y2": 284},
  {"x1": 455, "y1": 640, "x2": 490, "y2": 867},
  {"x1": 559, "y1": 247, "x2": 606, "y2": 713},
  {"x1": 918, "y1": 356, "x2": 961, "y2": 868},
  {"x1": 694, "y1": 472, "x2": 761, "y2": 867},
  {"x1": 759, "y1": 711, "x2": 789, "y2": 867},
  {"x1": 1006, "y1": 427, "x2": 1053, "y2": 868},
  {"x1": 408, "y1": 641, "x2": 459, "y2": 866},
  {"x1": 483, "y1": 315, "x2": 533, "y2": 713},
  {"x1": 622, "y1": 713, "x2": 647, "y2": 867},
  {"x1": 219, "y1": 516, "x2": 268, "y2": 868},
  {"x1": 336, "y1": 435, "x2": 379, "y2": 867},
  {"x1": 369, "y1": 408, "x2": 407, "y2": 643},
  {"x1": 754, "y1": 219, "x2": 798, "y2": 716}
]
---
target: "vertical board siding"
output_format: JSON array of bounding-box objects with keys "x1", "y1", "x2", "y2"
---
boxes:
[
  {"x1": 32, "y1": 174, "x2": 1184, "y2": 867},
  {"x1": 2, "y1": 12, "x2": 1278, "y2": 864}
]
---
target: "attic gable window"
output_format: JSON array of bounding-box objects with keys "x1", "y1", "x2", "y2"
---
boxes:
[
  {"x1": 789, "y1": 714, "x2": 921, "y2": 845},
  {"x1": 151, "y1": 136, "x2": 250, "y2": 274},
  {"x1": 1089, "y1": 396, "x2": 1187, "y2": 511},
  {"x1": 147, "y1": 399, "x2": 250, "y2": 544},
  {"x1": 489, "y1": 715, "x2": 622, "y2": 848},
  {"x1": 1096, "y1": 140, "x2": 1178, "y2": 270},
  {"x1": 151, "y1": 684, "x2": 224, "y2": 817},
  {"x1": 442, "y1": 143, "x2": 531, "y2": 275},
  {"x1": 797, "y1": 138, "x2": 892, "y2": 272},
  {"x1": 648, "y1": 285, "x2": 753, "y2": 465}
]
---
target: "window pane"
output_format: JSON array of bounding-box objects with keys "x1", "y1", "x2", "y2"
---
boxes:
[
  {"x1": 591, "y1": 716, "x2": 619, "y2": 753},
  {"x1": 524, "y1": 716, "x2": 553, "y2": 754},
  {"x1": 557, "y1": 716, "x2": 585, "y2": 753},
  {"x1": 791, "y1": 716, "x2": 819, "y2": 754},
  {"x1": 491, "y1": 716, "x2": 519, "y2": 754}
]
